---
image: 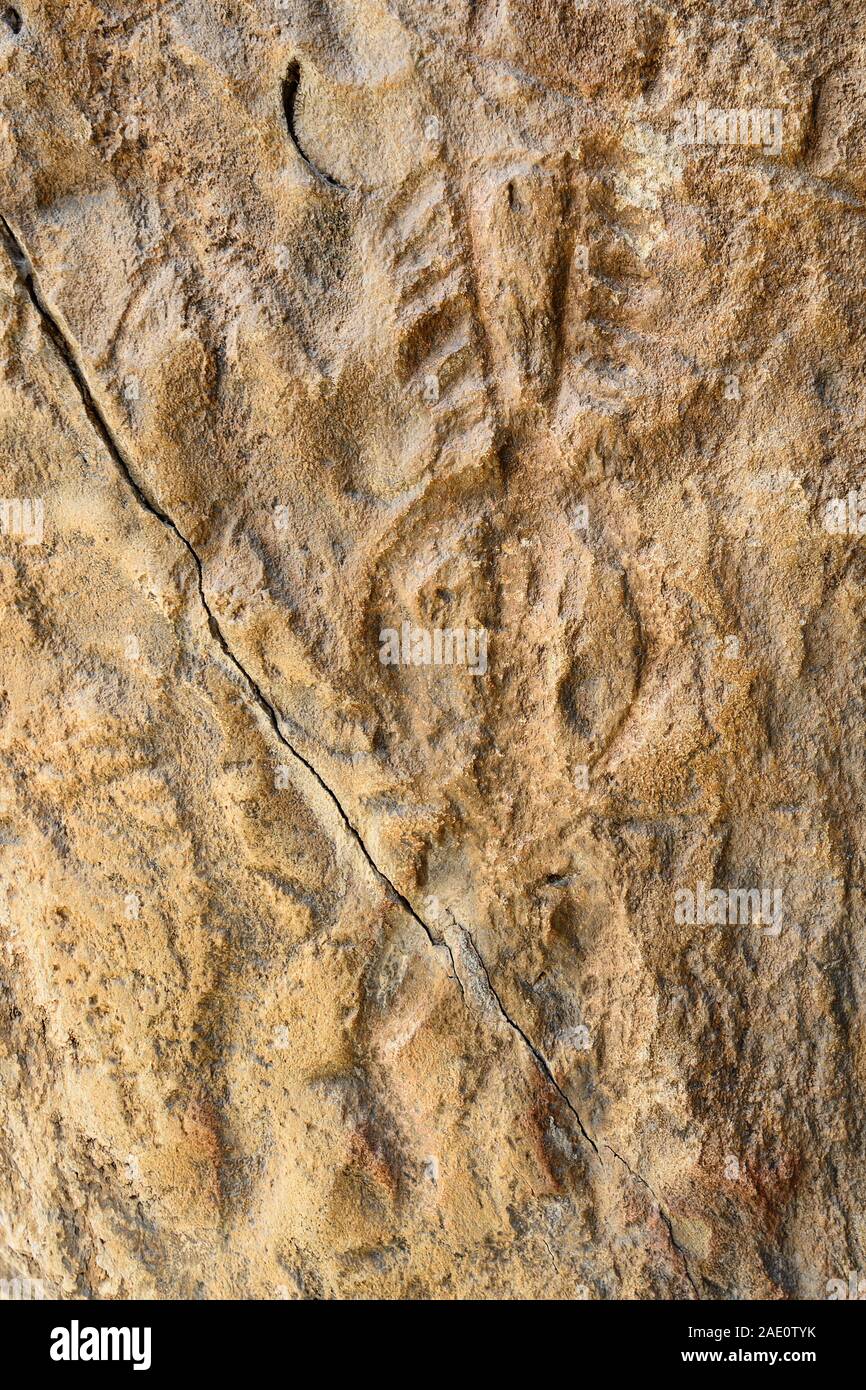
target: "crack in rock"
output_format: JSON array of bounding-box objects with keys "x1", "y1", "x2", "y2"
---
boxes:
[
  {"x1": 0, "y1": 211, "x2": 451, "y2": 974},
  {"x1": 429, "y1": 895, "x2": 701, "y2": 1297},
  {"x1": 605, "y1": 1143, "x2": 701, "y2": 1299},
  {"x1": 426, "y1": 898, "x2": 599, "y2": 1157}
]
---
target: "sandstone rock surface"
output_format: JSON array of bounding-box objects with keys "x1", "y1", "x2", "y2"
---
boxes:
[{"x1": 1, "y1": 0, "x2": 865, "y2": 1299}]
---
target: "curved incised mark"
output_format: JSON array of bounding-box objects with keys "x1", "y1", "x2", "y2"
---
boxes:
[{"x1": 282, "y1": 60, "x2": 349, "y2": 192}]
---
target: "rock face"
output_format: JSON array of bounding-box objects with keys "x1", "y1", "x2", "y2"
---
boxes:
[{"x1": 0, "y1": 0, "x2": 864, "y2": 1301}]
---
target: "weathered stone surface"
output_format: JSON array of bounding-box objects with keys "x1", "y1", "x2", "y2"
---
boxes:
[{"x1": 1, "y1": 0, "x2": 864, "y2": 1299}]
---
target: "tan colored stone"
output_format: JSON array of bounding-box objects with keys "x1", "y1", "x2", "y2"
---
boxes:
[{"x1": 1, "y1": 0, "x2": 864, "y2": 1299}]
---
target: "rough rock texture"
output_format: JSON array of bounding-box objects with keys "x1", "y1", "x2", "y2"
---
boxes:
[{"x1": 1, "y1": 0, "x2": 865, "y2": 1300}]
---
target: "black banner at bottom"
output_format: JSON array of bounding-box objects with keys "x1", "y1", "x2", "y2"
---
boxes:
[{"x1": 0, "y1": 1297, "x2": 861, "y2": 1377}]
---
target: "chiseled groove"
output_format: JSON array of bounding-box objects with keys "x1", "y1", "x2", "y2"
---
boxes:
[
  {"x1": 0, "y1": 212, "x2": 701, "y2": 1298},
  {"x1": 281, "y1": 60, "x2": 351, "y2": 194}
]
